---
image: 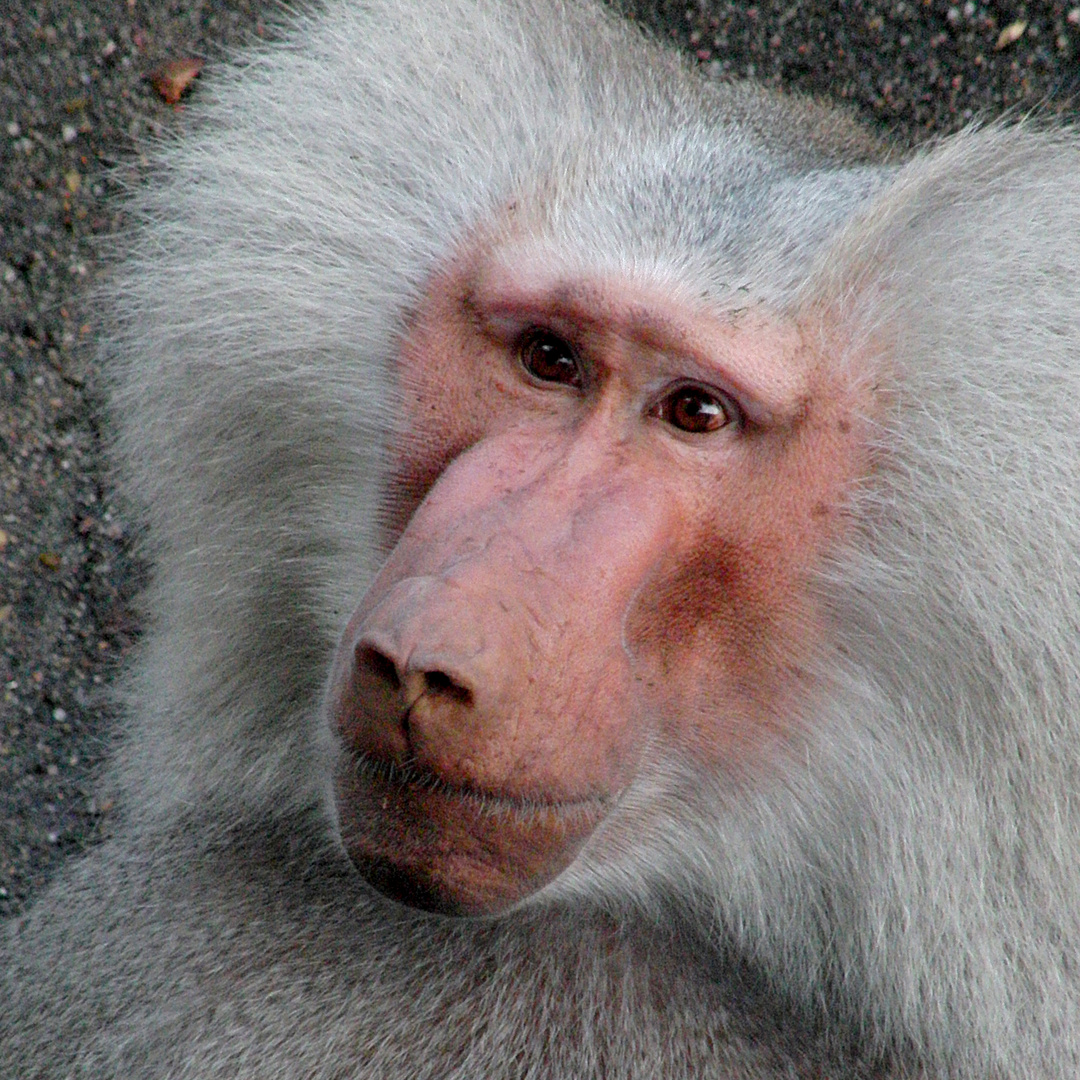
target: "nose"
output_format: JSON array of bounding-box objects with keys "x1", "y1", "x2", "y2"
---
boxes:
[
  {"x1": 335, "y1": 574, "x2": 540, "y2": 794},
  {"x1": 330, "y1": 423, "x2": 677, "y2": 801}
]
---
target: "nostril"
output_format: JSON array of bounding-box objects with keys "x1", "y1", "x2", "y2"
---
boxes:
[
  {"x1": 423, "y1": 669, "x2": 473, "y2": 707},
  {"x1": 353, "y1": 644, "x2": 473, "y2": 709},
  {"x1": 356, "y1": 645, "x2": 401, "y2": 691}
]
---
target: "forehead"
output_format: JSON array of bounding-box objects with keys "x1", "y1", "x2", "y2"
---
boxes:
[{"x1": 498, "y1": 125, "x2": 893, "y2": 313}]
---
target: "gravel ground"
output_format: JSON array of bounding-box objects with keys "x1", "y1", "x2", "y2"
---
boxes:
[{"x1": 1, "y1": 0, "x2": 1078, "y2": 919}]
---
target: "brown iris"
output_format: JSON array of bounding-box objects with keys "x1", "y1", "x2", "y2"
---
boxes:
[
  {"x1": 518, "y1": 330, "x2": 583, "y2": 388},
  {"x1": 654, "y1": 385, "x2": 734, "y2": 434}
]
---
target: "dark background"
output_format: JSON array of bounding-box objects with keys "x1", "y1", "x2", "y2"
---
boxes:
[{"x1": 2, "y1": 0, "x2": 1078, "y2": 917}]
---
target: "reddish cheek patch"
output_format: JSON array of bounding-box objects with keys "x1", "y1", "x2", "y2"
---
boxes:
[
  {"x1": 627, "y1": 542, "x2": 747, "y2": 664},
  {"x1": 627, "y1": 537, "x2": 799, "y2": 712},
  {"x1": 625, "y1": 541, "x2": 813, "y2": 763}
]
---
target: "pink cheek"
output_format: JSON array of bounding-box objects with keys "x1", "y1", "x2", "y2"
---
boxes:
[{"x1": 622, "y1": 480, "x2": 833, "y2": 765}]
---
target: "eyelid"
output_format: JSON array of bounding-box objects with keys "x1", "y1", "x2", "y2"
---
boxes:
[
  {"x1": 484, "y1": 310, "x2": 588, "y2": 359},
  {"x1": 481, "y1": 311, "x2": 530, "y2": 342}
]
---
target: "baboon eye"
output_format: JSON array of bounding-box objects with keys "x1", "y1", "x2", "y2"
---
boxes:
[
  {"x1": 653, "y1": 384, "x2": 737, "y2": 434},
  {"x1": 518, "y1": 330, "x2": 583, "y2": 388}
]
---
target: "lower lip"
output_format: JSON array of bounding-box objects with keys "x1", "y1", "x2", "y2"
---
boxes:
[{"x1": 335, "y1": 757, "x2": 606, "y2": 915}]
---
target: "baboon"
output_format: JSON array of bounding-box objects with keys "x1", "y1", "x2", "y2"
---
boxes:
[{"x1": 4, "y1": 0, "x2": 1080, "y2": 1076}]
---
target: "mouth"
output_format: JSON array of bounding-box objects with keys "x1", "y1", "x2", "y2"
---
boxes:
[
  {"x1": 353, "y1": 751, "x2": 609, "y2": 818},
  {"x1": 336, "y1": 751, "x2": 608, "y2": 915}
]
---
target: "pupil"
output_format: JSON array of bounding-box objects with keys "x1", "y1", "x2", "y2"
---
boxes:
[{"x1": 680, "y1": 395, "x2": 715, "y2": 420}]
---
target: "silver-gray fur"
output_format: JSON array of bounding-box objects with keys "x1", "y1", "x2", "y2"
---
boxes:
[{"x1": 4, "y1": 0, "x2": 1080, "y2": 1076}]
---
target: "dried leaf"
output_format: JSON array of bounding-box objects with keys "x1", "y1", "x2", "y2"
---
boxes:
[
  {"x1": 150, "y1": 58, "x2": 205, "y2": 105},
  {"x1": 995, "y1": 20, "x2": 1027, "y2": 50}
]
